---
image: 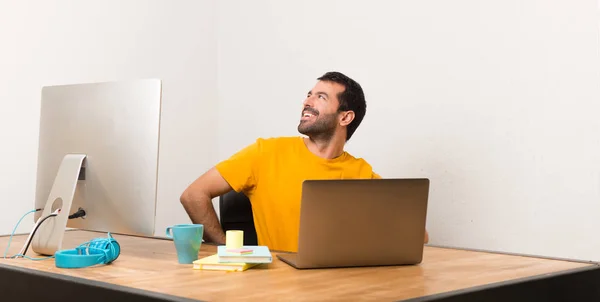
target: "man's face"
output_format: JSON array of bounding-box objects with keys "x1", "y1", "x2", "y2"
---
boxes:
[{"x1": 298, "y1": 81, "x2": 345, "y2": 139}]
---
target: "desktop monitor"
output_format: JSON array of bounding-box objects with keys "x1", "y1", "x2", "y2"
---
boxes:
[{"x1": 31, "y1": 79, "x2": 162, "y2": 256}]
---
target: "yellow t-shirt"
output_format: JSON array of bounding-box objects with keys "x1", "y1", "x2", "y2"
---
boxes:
[{"x1": 215, "y1": 136, "x2": 380, "y2": 252}]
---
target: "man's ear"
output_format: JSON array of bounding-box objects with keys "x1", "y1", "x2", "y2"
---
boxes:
[{"x1": 339, "y1": 111, "x2": 355, "y2": 127}]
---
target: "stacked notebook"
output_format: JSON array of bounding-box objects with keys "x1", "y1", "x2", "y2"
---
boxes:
[{"x1": 193, "y1": 245, "x2": 272, "y2": 272}]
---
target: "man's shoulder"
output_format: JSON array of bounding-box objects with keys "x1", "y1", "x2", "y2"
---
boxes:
[
  {"x1": 342, "y1": 152, "x2": 370, "y2": 166},
  {"x1": 343, "y1": 151, "x2": 380, "y2": 177},
  {"x1": 256, "y1": 135, "x2": 302, "y2": 143},
  {"x1": 253, "y1": 136, "x2": 302, "y2": 149},
  {"x1": 343, "y1": 150, "x2": 371, "y2": 164}
]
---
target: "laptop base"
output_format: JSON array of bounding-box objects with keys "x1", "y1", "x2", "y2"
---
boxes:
[{"x1": 276, "y1": 253, "x2": 300, "y2": 269}]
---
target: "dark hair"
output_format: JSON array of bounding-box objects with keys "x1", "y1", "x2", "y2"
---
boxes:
[{"x1": 317, "y1": 71, "x2": 366, "y2": 141}]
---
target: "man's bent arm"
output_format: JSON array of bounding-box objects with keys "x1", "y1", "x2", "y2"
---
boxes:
[{"x1": 180, "y1": 167, "x2": 233, "y2": 244}]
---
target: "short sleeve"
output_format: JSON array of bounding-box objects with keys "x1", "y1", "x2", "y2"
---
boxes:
[
  {"x1": 372, "y1": 172, "x2": 382, "y2": 179},
  {"x1": 215, "y1": 139, "x2": 262, "y2": 193}
]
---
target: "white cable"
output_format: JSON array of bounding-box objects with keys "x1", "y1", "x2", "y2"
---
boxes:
[
  {"x1": 16, "y1": 209, "x2": 60, "y2": 258},
  {"x1": 17, "y1": 218, "x2": 43, "y2": 256}
]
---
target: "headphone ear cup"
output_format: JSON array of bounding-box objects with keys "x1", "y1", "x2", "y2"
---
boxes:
[{"x1": 106, "y1": 239, "x2": 120, "y2": 264}]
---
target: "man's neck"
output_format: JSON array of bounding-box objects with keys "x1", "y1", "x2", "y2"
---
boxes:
[{"x1": 303, "y1": 134, "x2": 346, "y2": 159}]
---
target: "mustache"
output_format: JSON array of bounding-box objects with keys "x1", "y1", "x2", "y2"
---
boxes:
[{"x1": 303, "y1": 107, "x2": 319, "y2": 115}]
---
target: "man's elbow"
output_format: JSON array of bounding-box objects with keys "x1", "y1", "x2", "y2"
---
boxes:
[
  {"x1": 180, "y1": 186, "x2": 212, "y2": 208},
  {"x1": 180, "y1": 190, "x2": 191, "y2": 206},
  {"x1": 180, "y1": 188, "x2": 201, "y2": 208}
]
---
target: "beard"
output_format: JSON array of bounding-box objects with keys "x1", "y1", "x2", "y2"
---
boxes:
[{"x1": 297, "y1": 112, "x2": 338, "y2": 141}]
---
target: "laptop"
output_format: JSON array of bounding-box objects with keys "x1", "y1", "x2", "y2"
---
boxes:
[{"x1": 277, "y1": 178, "x2": 429, "y2": 269}]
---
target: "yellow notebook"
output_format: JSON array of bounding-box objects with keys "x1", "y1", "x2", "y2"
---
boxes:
[{"x1": 192, "y1": 254, "x2": 259, "y2": 272}]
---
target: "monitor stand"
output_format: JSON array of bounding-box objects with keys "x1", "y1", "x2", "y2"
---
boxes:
[{"x1": 31, "y1": 154, "x2": 86, "y2": 256}]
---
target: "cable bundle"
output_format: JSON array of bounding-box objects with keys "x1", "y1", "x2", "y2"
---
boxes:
[
  {"x1": 3, "y1": 208, "x2": 59, "y2": 260},
  {"x1": 3, "y1": 207, "x2": 88, "y2": 260},
  {"x1": 2, "y1": 207, "x2": 120, "y2": 268}
]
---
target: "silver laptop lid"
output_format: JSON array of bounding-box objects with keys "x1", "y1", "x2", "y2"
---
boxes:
[{"x1": 296, "y1": 178, "x2": 429, "y2": 268}]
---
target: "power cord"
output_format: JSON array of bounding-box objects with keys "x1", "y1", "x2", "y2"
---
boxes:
[
  {"x1": 18, "y1": 209, "x2": 61, "y2": 257},
  {"x1": 68, "y1": 207, "x2": 86, "y2": 219},
  {"x1": 2, "y1": 209, "x2": 40, "y2": 259},
  {"x1": 4, "y1": 207, "x2": 88, "y2": 260}
]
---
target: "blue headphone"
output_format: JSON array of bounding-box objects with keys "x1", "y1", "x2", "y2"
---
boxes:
[{"x1": 54, "y1": 233, "x2": 120, "y2": 269}]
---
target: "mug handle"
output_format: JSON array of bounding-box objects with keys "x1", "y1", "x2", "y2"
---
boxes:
[{"x1": 166, "y1": 227, "x2": 173, "y2": 239}]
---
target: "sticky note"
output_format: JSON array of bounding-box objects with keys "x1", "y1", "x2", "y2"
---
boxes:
[
  {"x1": 226, "y1": 248, "x2": 253, "y2": 255},
  {"x1": 226, "y1": 230, "x2": 244, "y2": 249}
]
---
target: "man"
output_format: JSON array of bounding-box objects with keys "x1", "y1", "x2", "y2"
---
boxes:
[{"x1": 180, "y1": 71, "x2": 429, "y2": 252}]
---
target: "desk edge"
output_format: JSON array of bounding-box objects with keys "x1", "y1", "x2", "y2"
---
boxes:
[
  {"x1": 426, "y1": 244, "x2": 599, "y2": 265},
  {"x1": 0, "y1": 262, "x2": 204, "y2": 302},
  {"x1": 399, "y1": 264, "x2": 600, "y2": 302}
]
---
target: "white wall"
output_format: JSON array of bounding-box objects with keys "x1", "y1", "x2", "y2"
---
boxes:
[
  {"x1": 3, "y1": 0, "x2": 600, "y2": 263},
  {"x1": 217, "y1": 0, "x2": 600, "y2": 261},
  {"x1": 0, "y1": 0, "x2": 218, "y2": 238}
]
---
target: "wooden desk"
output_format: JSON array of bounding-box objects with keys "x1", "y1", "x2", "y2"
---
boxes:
[{"x1": 0, "y1": 230, "x2": 598, "y2": 302}]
